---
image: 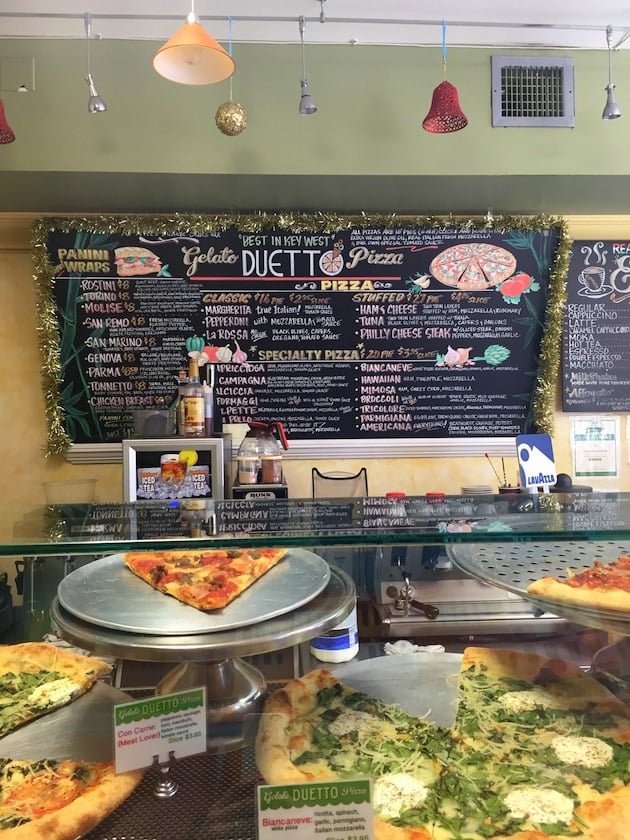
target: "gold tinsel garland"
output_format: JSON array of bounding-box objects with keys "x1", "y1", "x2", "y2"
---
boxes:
[
  {"x1": 531, "y1": 217, "x2": 571, "y2": 435},
  {"x1": 31, "y1": 212, "x2": 569, "y2": 456}
]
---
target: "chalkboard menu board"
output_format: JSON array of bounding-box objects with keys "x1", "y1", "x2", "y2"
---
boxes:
[
  {"x1": 34, "y1": 215, "x2": 565, "y2": 452},
  {"x1": 563, "y1": 239, "x2": 630, "y2": 411}
]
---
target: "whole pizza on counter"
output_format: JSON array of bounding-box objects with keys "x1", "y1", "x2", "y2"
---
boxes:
[
  {"x1": 0, "y1": 643, "x2": 143, "y2": 839},
  {"x1": 122, "y1": 546, "x2": 287, "y2": 610},
  {"x1": 255, "y1": 646, "x2": 630, "y2": 840}
]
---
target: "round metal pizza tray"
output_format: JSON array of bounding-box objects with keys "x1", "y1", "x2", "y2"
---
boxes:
[
  {"x1": 51, "y1": 567, "x2": 355, "y2": 661},
  {"x1": 333, "y1": 652, "x2": 462, "y2": 728},
  {"x1": 448, "y1": 540, "x2": 630, "y2": 636},
  {"x1": 57, "y1": 548, "x2": 331, "y2": 635}
]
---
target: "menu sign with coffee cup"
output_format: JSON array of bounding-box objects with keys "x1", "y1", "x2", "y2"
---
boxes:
[
  {"x1": 36, "y1": 215, "x2": 564, "y2": 450},
  {"x1": 578, "y1": 266, "x2": 609, "y2": 296},
  {"x1": 563, "y1": 239, "x2": 630, "y2": 411}
]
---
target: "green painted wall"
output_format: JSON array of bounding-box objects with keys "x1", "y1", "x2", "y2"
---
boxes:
[{"x1": 0, "y1": 40, "x2": 625, "y2": 175}]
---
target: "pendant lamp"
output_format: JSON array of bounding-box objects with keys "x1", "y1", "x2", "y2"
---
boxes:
[
  {"x1": 0, "y1": 99, "x2": 15, "y2": 144},
  {"x1": 298, "y1": 16, "x2": 317, "y2": 115},
  {"x1": 85, "y1": 13, "x2": 107, "y2": 114},
  {"x1": 422, "y1": 22, "x2": 467, "y2": 134},
  {"x1": 602, "y1": 25, "x2": 621, "y2": 120},
  {"x1": 153, "y1": 0, "x2": 235, "y2": 86}
]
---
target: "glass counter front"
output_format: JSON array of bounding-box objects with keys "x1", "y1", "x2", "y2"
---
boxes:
[{"x1": 2, "y1": 492, "x2": 629, "y2": 840}]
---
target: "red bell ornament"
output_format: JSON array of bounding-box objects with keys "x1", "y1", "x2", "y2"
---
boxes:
[
  {"x1": 422, "y1": 21, "x2": 467, "y2": 135},
  {"x1": 0, "y1": 99, "x2": 15, "y2": 144},
  {"x1": 422, "y1": 80, "x2": 468, "y2": 134}
]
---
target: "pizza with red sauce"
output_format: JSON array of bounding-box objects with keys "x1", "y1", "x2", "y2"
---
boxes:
[
  {"x1": 429, "y1": 243, "x2": 517, "y2": 290},
  {"x1": 122, "y1": 547, "x2": 286, "y2": 611},
  {"x1": 0, "y1": 757, "x2": 143, "y2": 839},
  {"x1": 527, "y1": 555, "x2": 630, "y2": 611}
]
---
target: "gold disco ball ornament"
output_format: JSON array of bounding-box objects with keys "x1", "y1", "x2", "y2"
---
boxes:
[{"x1": 215, "y1": 100, "x2": 247, "y2": 136}]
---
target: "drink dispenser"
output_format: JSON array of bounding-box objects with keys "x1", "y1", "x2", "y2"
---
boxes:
[{"x1": 236, "y1": 421, "x2": 289, "y2": 485}]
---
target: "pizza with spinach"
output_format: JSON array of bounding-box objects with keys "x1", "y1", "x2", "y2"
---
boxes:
[
  {"x1": 0, "y1": 643, "x2": 112, "y2": 737},
  {"x1": 0, "y1": 643, "x2": 143, "y2": 838},
  {"x1": 255, "y1": 646, "x2": 630, "y2": 839}
]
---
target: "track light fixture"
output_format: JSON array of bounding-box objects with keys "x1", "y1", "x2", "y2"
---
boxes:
[
  {"x1": 84, "y1": 13, "x2": 107, "y2": 114},
  {"x1": 153, "y1": 1, "x2": 235, "y2": 86},
  {"x1": 298, "y1": 16, "x2": 317, "y2": 115},
  {"x1": 602, "y1": 25, "x2": 621, "y2": 120}
]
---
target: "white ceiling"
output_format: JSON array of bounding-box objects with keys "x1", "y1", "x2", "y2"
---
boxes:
[{"x1": 0, "y1": 0, "x2": 629, "y2": 51}]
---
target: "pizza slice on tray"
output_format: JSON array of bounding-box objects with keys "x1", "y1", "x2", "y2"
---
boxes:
[
  {"x1": 527, "y1": 555, "x2": 630, "y2": 612},
  {"x1": 122, "y1": 547, "x2": 286, "y2": 611},
  {"x1": 0, "y1": 643, "x2": 143, "y2": 839},
  {"x1": 255, "y1": 646, "x2": 630, "y2": 840},
  {"x1": 0, "y1": 757, "x2": 143, "y2": 840},
  {"x1": 255, "y1": 668, "x2": 452, "y2": 839},
  {"x1": 445, "y1": 647, "x2": 630, "y2": 839},
  {"x1": 0, "y1": 643, "x2": 112, "y2": 737}
]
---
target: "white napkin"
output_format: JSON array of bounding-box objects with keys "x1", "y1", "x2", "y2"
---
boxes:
[{"x1": 383, "y1": 640, "x2": 445, "y2": 655}]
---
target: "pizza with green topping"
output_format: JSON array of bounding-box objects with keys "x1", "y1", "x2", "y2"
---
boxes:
[
  {"x1": 0, "y1": 643, "x2": 112, "y2": 737},
  {"x1": 255, "y1": 647, "x2": 630, "y2": 840},
  {"x1": 0, "y1": 643, "x2": 143, "y2": 838}
]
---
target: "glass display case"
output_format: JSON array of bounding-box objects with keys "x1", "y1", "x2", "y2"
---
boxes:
[{"x1": 2, "y1": 491, "x2": 630, "y2": 840}]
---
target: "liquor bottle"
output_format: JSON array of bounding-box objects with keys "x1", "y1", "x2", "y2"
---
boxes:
[
  {"x1": 203, "y1": 383, "x2": 214, "y2": 436},
  {"x1": 180, "y1": 359, "x2": 205, "y2": 437},
  {"x1": 174, "y1": 370, "x2": 187, "y2": 435}
]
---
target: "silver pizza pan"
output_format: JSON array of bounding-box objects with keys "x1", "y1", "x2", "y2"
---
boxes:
[
  {"x1": 448, "y1": 540, "x2": 630, "y2": 635},
  {"x1": 332, "y1": 652, "x2": 462, "y2": 728},
  {"x1": 57, "y1": 549, "x2": 331, "y2": 636},
  {"x1": 0, "y1": 681, "x2": 128, "y2": 763}
]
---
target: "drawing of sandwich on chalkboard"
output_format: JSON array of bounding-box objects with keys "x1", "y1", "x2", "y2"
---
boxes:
[{"x1": 114, "y1": 246, "x2": 171, "y2": 277}]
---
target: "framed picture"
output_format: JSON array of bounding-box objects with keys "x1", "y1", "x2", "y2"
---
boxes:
[{"x1": 122, "y1": 436, "x2": 229, "y2": 502}]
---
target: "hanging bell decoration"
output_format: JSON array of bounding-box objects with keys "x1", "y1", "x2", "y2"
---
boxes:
[
  {"x1": 0, "y1": 99, "x2": 15, "y2": 144},
  {"x1": 422, "y1": 21, "x2": 467, "y2": 135},
  {"x1": 422, "y1": 80, "x2": 468, "y2": 133}
]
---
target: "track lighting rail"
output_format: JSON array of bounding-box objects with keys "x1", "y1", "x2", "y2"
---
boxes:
[{"x1": 0, "y1": 11, "x2": 626, "y2": 49}]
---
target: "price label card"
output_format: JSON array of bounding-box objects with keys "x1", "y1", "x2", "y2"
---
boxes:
[
  {"x1": 258, "y1": 779, "x2": 373, "y2": 840},
  {"x1": 114, "y1": 687, "x2": 206, "y2": 773}
]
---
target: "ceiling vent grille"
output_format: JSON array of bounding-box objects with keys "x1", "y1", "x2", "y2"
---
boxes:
[{"x1": 491, "y1": 56, "x2": 574, "y2": 127}]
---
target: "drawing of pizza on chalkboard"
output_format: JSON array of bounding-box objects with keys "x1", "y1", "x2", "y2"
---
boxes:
[
  {"x1": 319, "y1": 240, "x2": 344, "y2": 275},
  {"x1": 429, "y1": 243, "x2": 517, "y2": 290}
]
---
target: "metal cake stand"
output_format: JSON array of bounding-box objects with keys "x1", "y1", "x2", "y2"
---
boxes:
[{"x1": 51, "y1": 565, "x2": 355, "y2": 752}]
